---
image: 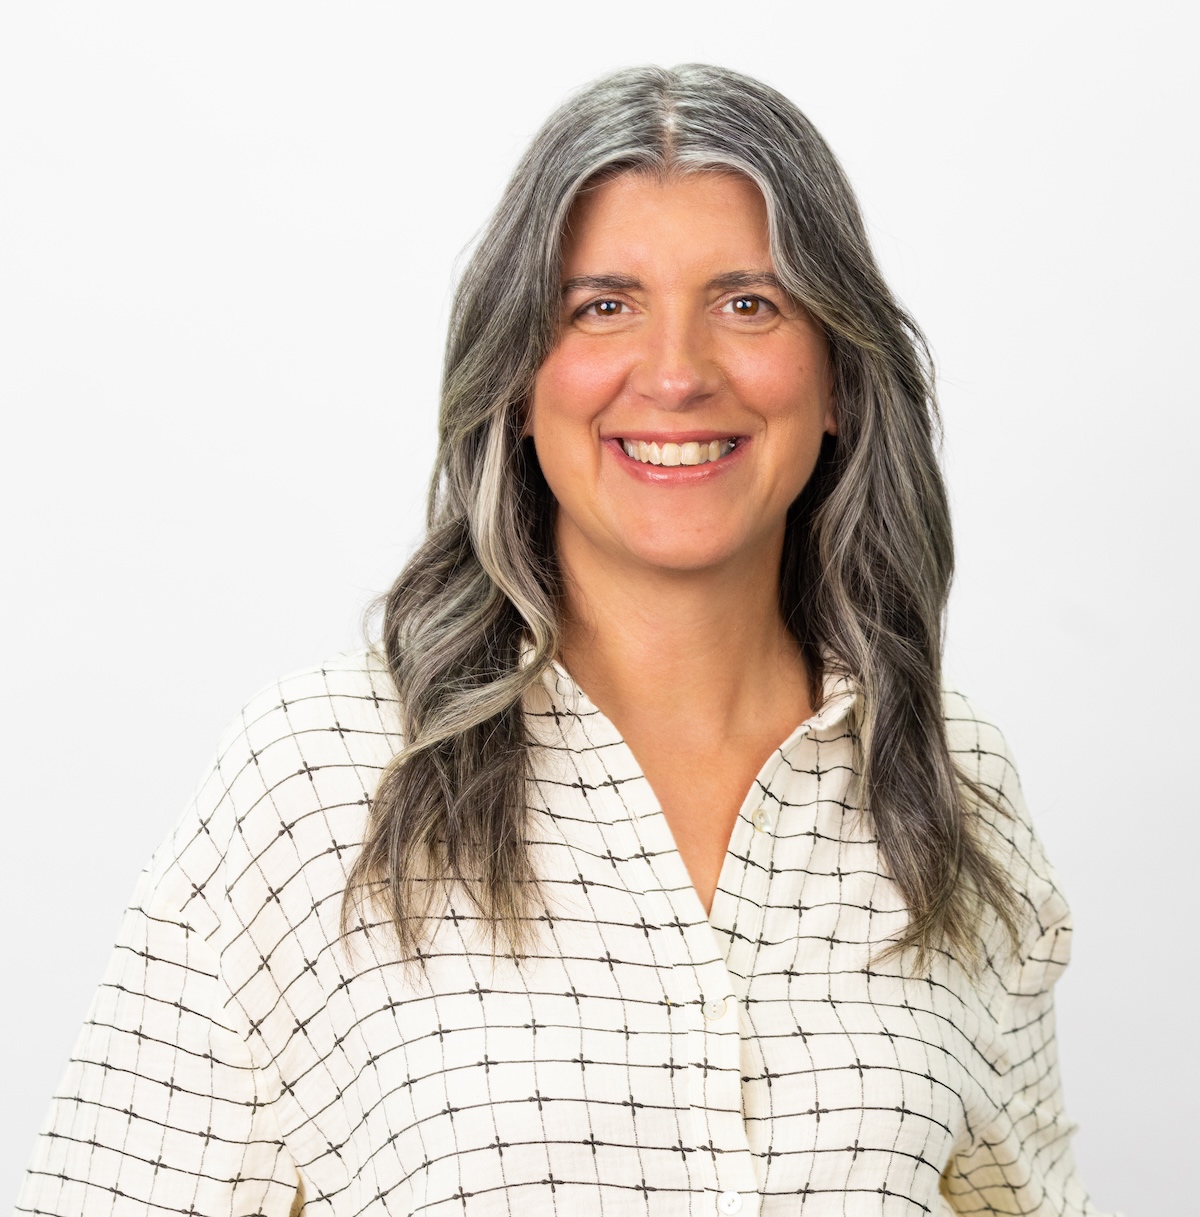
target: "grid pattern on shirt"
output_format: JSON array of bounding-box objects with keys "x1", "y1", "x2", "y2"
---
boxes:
[{"x1": 15, "y1": 647, "x2": 1114, "y2": 1217}]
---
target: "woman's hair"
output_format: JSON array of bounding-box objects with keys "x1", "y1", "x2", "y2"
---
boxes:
[{"x1": 343, "y1": 63, "x2": 1019, "y2": 975}]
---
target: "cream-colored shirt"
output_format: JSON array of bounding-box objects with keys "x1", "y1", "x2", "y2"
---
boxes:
[{"x1": 17, "y1": 647, "x2": 1113, "y2": 1216}]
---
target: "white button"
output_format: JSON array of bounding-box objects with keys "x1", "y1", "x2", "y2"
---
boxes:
[
  {"x1": 702, "y1": 997, "x2": 727, "y2": 1020},
  {"x1": 717, "y1": 1191, "x2": 742, "y2": 1214},
  {"x1": 750, "y1": 806, "x2": 773, "y2": 832}
]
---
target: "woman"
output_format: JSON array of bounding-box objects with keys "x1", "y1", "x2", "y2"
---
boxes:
[{"x1": 17, "y1": 64, "x2": 1113, "y2": 1216}]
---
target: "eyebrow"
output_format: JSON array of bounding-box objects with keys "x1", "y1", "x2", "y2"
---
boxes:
[
  {"x1": 561, "y1": 270, "x2": 789, "y2": 296},
  {"x1": 561, "y1": 273, "x2": 641, "y2": 295},
  {"x1": 708, "y1": 271, "x2": 789, "y2": 294}
]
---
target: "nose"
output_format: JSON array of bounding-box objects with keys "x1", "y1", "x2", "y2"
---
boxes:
[{"x1": 627, "y1": 306, "x2": 722, "y2": 410}]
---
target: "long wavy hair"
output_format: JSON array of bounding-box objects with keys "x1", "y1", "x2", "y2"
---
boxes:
[{"x1": 343, "y1": 63, "x2": 1019, "y2": 976}]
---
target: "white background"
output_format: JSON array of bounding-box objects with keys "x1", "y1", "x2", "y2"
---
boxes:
[{"x1": 2, "y1": 3, "x2": 1196, "y2": 1212}]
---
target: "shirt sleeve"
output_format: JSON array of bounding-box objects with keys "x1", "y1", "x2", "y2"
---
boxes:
[
  {"x1": 940, "y1": 708, "x2": 1118, "y2": 1217},
  {"x1": 15, "y1": 775, "x2": 302, "y2": 1215}
]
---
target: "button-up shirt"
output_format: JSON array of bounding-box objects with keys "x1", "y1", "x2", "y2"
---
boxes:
[{"x1": 16, "y1": 647, "x2": 1114, "y2": 1216}]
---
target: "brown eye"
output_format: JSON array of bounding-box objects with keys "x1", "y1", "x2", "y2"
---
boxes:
[
  {"x1": 593, "y1": 300, "x2": 622, "y2": 316},
  {"x1": 732, "y1": 296, "x2": 761, "y2": 316}
]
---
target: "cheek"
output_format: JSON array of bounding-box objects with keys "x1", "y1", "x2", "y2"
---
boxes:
[
  {"x1": 725, "y1": 341, "x2": 828, "y2": 421},
  {"x1": 528, "y1": 344, "x2": 624, "y2": 514},
  {"x1": 530, "y1": 339, "x2": 629, "y2": 436},
  {"x1": 724, "y1": 341, "x2": 833, "y2": 491}
]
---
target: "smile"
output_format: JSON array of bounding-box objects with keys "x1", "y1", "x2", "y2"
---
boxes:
[{"x1": 619, "y1": 438, "x2": 739, "y2": 466}]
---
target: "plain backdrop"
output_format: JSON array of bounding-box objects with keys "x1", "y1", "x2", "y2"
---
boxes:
[{"x1": 2, "y1": 3, "x2": 1196, "y2": 1213}]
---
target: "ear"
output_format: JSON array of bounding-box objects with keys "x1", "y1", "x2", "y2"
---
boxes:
[
  {"x1": 823, "y1": 398, "x2": 838, "y2": 437},
  {"x1": 817, "y1": 338, "x2": 837, "y2": 436}
]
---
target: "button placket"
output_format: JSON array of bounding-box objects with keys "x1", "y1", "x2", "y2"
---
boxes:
[
  {"x1": 713, "y1": 795, "x2": 782, "y2": 999},
  {"x1": 750, "y1": 806, "x2": 773, "y2": 833},
  {"x1": 686, "y1": 979, "x2": 760, "y2": 1207},
  {"x1": 613, "y1": 782, "x2": 755, "y2": 1197},
  {"x1": 702, "y1": 996, "x2": 727, "y2": 1021}
]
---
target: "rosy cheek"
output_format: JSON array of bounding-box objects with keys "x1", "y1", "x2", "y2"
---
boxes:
[
  {"x1": 530, "y1": 343, "x2": 622, "y2": 497},
  {"x1": 724, "y1": 341, "x2": 825, "y2": 420},
  {"x1": 536, "y1": 339, "x2": 629, "y2": 423}
]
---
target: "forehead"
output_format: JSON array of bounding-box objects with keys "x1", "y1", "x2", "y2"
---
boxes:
[{"x1": 560, "y1": 169, "x2": 772, "y2": 270}]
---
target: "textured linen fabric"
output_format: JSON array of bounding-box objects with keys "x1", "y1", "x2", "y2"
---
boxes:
[{"x1": 17, "y1": 646, "x2": 1114, "y2": 1217}]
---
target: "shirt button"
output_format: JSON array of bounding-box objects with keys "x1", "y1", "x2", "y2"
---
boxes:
[
  {"x1": 702, "y1": 997, "x2": 727, "y2": 1020},
  {"x1": 750, "y1": 807, "x2": 773, "y2": 832},
  {"x1": 717, "y1": 1191, "x2": 743, "y2": 1214}
]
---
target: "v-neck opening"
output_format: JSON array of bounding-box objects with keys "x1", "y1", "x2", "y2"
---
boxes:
[{"x1": 539, "y1": 656, "x2": 858, "y2": 936}]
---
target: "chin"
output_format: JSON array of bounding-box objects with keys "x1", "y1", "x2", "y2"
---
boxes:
[{"x1": 622, "y1": 535, "x2": 749, "y2": 574}]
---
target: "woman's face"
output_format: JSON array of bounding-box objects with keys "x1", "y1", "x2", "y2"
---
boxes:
[{"x1": 527, "y1": 169, "x2": 836, "y2": 579}]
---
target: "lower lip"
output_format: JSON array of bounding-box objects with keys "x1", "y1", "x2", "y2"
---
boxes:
[{"x1": 604, "y1": 438, "x2": 749, "y2": 483}]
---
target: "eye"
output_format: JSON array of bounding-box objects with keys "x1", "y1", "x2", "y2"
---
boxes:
[
  {"x1": 723, "y1": 295, "x2": 775, "y2": 317},
  {"x1": 577, "y1": 298, "x2": 626, "y2": 318}
]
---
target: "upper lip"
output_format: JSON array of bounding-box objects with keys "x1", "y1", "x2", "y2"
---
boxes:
[{"x1": 603, "y1": 430, "x2": 746, "y2": 443}]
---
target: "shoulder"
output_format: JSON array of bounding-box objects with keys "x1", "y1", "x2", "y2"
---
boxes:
[
  {"x1": 227, "y1": 645, "x2": 401, "y2": 779},
  {"x1": 940, "y1": 687, "x2": 1072, "y2": 966},
  {"x1": 218, "y1": 644, "x2": 400, "y2": 760},
  {"x1": 941, "y1": 686, "x2": 1023, "y2": 805},
  {"x1": 140, "y1": 646, "x2": 402, "y2": 939},
  {"x1": 205, "y1": 644, "x2": 401, "y2": 844}
]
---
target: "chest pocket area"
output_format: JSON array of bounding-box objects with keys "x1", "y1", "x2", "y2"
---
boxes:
[
  {"x1": 741, "y1": 957, "x2": 989, "y2": 1200},
  {"x1": 370, "y1": 942, "x2": 685, "y2": 1189}
]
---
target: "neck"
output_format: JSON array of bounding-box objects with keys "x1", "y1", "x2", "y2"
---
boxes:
[{"x1": 556, "y1": 529, "x2": 813, "y2": 742}]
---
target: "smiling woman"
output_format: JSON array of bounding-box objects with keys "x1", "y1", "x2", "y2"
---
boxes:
[{"x1": 17, "y1": 64, "x2": 1116, "y2": 1217}]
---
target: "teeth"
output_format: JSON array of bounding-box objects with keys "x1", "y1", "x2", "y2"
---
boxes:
[{"x1": 620, "y1": 438, "x2": 738, "y2": 466}]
